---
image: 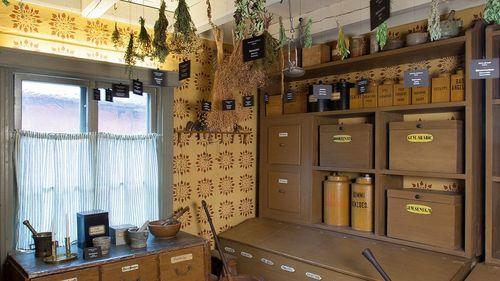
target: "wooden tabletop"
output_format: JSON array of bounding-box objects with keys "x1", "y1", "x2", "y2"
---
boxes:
[
  {"x1": 8, "y1": 231, "x2": 207, "y2": 279},
  {"x1": 219, "y1": 218, "x2": 473, "y2": 281},
  {"x1": 465, "y1": 263, "x2": 500, "y2": 280}
]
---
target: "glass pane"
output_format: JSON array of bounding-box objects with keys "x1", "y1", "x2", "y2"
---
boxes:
[
  {"x1": 21, "y1": 81, "x2": 85, "y2": 133},
  {"x1": 98, "y1": 90, "x2": 150, "y2": 135}
]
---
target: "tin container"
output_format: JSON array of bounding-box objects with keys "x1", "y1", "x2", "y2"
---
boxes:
[
  {"x1": 332, "y1": 80, "x2": 352, "y2": 110},
  {"x1": 351, "y1": 175, "x2": 374, "y2": 232},
  {"x1": 324, "y1": 174, "x2": 351, "y2": 227},
  {"x1": 127, "y1": 228, "x2": 149, "y2": 249},
  {"x1": 308, "y1": 82, "x2": 333, "y2": 112},
  {"x1": 93, "y1": 236, "x2": 111, "y2": 255}
]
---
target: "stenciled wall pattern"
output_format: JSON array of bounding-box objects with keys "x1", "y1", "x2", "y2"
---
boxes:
[{"x1": 0, "y1": 0, "x2": 257, "y2": 241}]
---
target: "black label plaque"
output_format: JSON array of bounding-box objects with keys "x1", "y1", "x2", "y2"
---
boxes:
[
  {"x1": 201, "y1": 100, "x2": 212, "y2": 112},
  {"x1": 285, "y1": 91, "x2": 294, "y2": 102},
  {"x1": 93, "y1": 88, "x2": 101, "y2": 101},
  {"x1": 179, "y1": 60, "x2": 191, "y2": 81},
  {"x1": 222, "y1": 99, "x2": 236, "y2": 111},
  {"x1": 132, "y1": 80, "x2": 143, "y2": 95},
  {"x1": 313, "y1": 84, "x2": 333, "y2": 99},
  {"x1": 112, "y1": 84, "x2": 130, "y2": 98},
  {"x1": 370, "y1": 0, "x2": 390, "y2": 30},
  {"x1": 264, "y1": 94, "x2": 269, "y2": 104},
  {"x1": 243, "y1": 35, "x2": 265, "y2": 62},
  {"x1": 243, "y1": 95, "x2": 254, "y2": 107},
  {"x1": 152, "y1": 70, "x2": 166, "y2": 86},
  {"x1": 470, "y1": 58, "x2": 499, "y2": 79},
  {"x1": 84, "y1": 246, "x2": 102, "y2": 260},
  {"x1": 105, "y1": 89, "x2": 113, "y2": 102},
  {"x1": 357, "y1": 79, "x2": 369, "y2": 94},
  {"x1": 404, "y1": 69, "x2": 429, "y2": 88}
]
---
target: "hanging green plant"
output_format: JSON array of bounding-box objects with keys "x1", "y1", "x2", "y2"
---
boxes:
[
  {"x1": 278, "y1": 16, "x2": 288, "y2": 48},
  {"x1": 152, "y1": 0, "x2": 169, "y2": 64},
  {"x1": 376, "y1": 21, "x2": 388, "y2": 50},
  {"x1": 484, "y1": 0, "x2": 500, "y2": 24},
  {"x1": 336, "y1": 23, "x2": 350, "y2": 60},
  {"x1": 2, "y1": 0, "x2": 9, "y2": 6},
  {"x1": 234, "y1": 0, "x2": 249, "y2": 40},
  {"x1": 169, "y1": 0, "x2": 199, "y2": 56},
  {"x1": 428, "y1": 0, "x2": 441, "y2": 41},
  {"x1": 303, "y1": 18, "x2": 313, "y2": 48},
  {"x1": 249, "y1": 0, "x2": 265, "y2": 37},
  {"x1": 111, "y1": 23, "x2": 122, "y2": 49},
  {"x1": 124, "y1": 32, "x2": 137, "y2": 77},
  {"x1": 136, "y1": 17, "x2": 152, "y2": 60}
]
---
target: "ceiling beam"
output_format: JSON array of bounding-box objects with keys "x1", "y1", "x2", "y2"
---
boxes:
[{"x1": 82, "y1": 0, "x2": 119, "y2": 19}]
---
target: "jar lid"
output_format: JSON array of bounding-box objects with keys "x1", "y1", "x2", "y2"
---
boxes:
[
  {"x1": 328, "y1": 174, "x2": 349, "y2": 182},
  {"x1": 356, "y1": 174, "x2": 373, "y2": 184}
]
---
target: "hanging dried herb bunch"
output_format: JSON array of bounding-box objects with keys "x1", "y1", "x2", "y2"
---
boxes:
[
  {"x1": 336, "y1": 22, "x2": 350, "y2": 60},
  {"x1": 111, "y1": 22, "x2": 122, "y2": 49},
  {"x1": 303, "y1": 18, "x2": 313, "y2": 48},
  {"x1": 152, "y1": 0, "x2": 169, "y2": 63},
  {"x1": 484, "y1": 0, "x2": 500, "y2": 24},
  {"x1": 428, "y1": 0, "x2": 441, "y2": 41},
  {"x1": 376, "y1": 21, "x2": 388, "y2": 50},
  {"x1": 2, "y1": 0, "x2": 9, "y2": 6},
  {"x1": 169, "y1": 0, "x2": 199, "y2": 57},
  {"x1": 278, "y1": 16, "x2": 288, "y2": 48},
  {"x1": 136, "y1": 17, "x2": 152, "y2": 60},
  {"x1": 124, "y1": 32, "x2": 137, "y2": 77}
]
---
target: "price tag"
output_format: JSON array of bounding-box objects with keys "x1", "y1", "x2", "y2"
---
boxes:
[
  {"x1": 370, "y1": 0, "x2": 390, "y2": 30},
  {"x1": 243, "y1": 95, "x2": 254, "y2": 107},
  {"x1": 357, "y1": 79, "x2": 369, "y2": 94},
  {"x1": 112, "y1": 83, "x2": 130, "y2": 98},
  {"x1": 243, "y1": 35, "x2": 265, "y2": 62},
  {"x1": 132, "y1": 79, "x2": 143, "y2": 96},
  {"x1": 179, "y1": 60, "x2": 191, "y2": 81},
  {"x1": 152, "y1": 69, "x2": 166, "y2": 86},
  {"x1": 404, "y1": 69, "x2": 429, "y2": 88},
  {"x1": 93, "y1": 88, "x2": 101, "y2": 101},
  {"x1": 470, "y1": 58, "x2": 499, "y2": 79},
  {"x1": 222, "y1": 99, "x2": 236, "y2": 111}
]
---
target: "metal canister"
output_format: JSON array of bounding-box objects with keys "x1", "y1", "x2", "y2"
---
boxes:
[
  {"x1": 324, "y1": 174, "x2": 351, "y2": 226},
  {"x1": 30, "y1": 232, "x2": 53, "y2": 257},
  {"x1": 351, "y1": 174, "x2": 374, "y2": 232},
  {"x1": 308, "y1": 81, "x2": 333, "y2": 112},
  {"x1": 332, "y1": 79, "x2": 352, "y2": 110}
]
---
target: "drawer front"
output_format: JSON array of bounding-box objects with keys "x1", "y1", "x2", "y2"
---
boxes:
[
  {"x1": 221, "y1": 240, "x2": 362, "y2": 281},
  {"x1": 268, "y1": 125, "x2": 301, "y2": 165},
  {"x1": 268, "y1": 171, "x2": 300, "y2": 213},
  {"x1": 101, "y1": 255, "x2": 158, "y2": 281},
  {"x1": 33, "y1": 268, "x2": 99, "y2": 281},
  {"x1": 159, "y1": 246, "x2": 206, "y2": 281}
]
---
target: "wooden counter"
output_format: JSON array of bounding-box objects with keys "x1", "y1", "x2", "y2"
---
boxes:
[
  {"x1": 219, "y1": 218, "x2": 474, "y2": 281},
  {"x1": 5, "y1": 231, "x2": 210, "y2": 281},
  {"x1": 465, "y1": 263, "x2": 500, "y2": 280}
]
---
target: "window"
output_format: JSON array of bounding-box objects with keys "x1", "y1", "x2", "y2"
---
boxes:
[{"x1": 14, "y1": 75, "x2": 159, "y2": 250}]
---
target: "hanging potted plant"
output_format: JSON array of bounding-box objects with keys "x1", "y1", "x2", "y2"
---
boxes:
[
  {"x1": 168, "y1": 0, "x2": 199, "y2": 57},
  {"x1": 152, "y1": 0, "x2": 169, "y2": 63}
]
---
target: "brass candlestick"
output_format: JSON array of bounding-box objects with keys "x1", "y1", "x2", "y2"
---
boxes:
[{"x1": 43, "y1": 238, "x2": 78, "y2": 264}]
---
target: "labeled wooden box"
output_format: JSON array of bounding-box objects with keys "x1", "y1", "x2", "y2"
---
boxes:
[
  {"x1": 268, "y1": 124, "x2": 301, "y2": 165},
  {"x1": 283, "y1": 92, "x2": 308, "y2": 114},
  {"x1": 412, "y1": 86, "x2": 431, "y2": 104},
  {"x1": 319, "y1": 123, "x2": 373, "y2": 169},
  {"x1": 363, "y1": 81, "x2": 378, "y2": 108},
  {"x1": 378, "y1": 80, "x2": 394, "y2": 107},
  {"x1": 393, "y1": 83, "x2": 411, "y2": 106},
  {"x1": 450, "y1": 70, "x2": 465, "y2": 102},
  {"x1": 268, "y1": 171, "x2": 300, "y2": 214},
  {"x1": 389, "y1": 120, "x2": 464, "y2": 173},
  {"x1": 387, "y1": 189, "x2": 463, "y2": 250},
  {"x1": 349, "y1": 87, "x2": 363, "y2": 109},
  {"x1": 302, "y1": 44, "x2": 331, "y2": 67},
  {"x1": 432, "y1": 74, "x2": 451, "y2": 103},
  {"x1": 266, "y1": 95, "x2": 283, "y2": 117},
  {"x1": 77, "y1": 210, "x2": 109, "y2": 249}
]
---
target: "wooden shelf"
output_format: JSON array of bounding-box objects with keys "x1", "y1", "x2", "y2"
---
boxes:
[
  {"x1": 380, "y1": 169, "x2": 466, "y2": 180},
  {"x1": 381, "y1": 101, "x2": 466, "y2": 113},
  {"x1": 313, "y1": 108, "x2": 376, "y2": 118},
  {"x1": 282, "y1": 36, "x2": 466, "y2": 81},
  {"x1": 313, "y1": 166, "x2": 375, "y2": 174}
]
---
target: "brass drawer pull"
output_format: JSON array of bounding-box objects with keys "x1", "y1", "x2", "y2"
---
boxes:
[
  {"x1": 175, "y1": 265, "x2": 192, "y2": 276},
  {"x1": 278, "y1": 189, "x2": 286, "y2": 194}
]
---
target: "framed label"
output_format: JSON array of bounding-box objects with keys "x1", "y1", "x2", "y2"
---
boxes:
[
  {"x1": 470, "y1": 58, "x2": 499, "y2": 79},
  {"x1": 222, "y1": 99, "x2": 236, "y2": 111},
  {"x1": 406, "y1": 204, "x2": 432, "y2": 215},
  {"x1": 312, "y1": 84, "x2": 333, "y2": 99},
  {"x1": 89, "y1": 225, "x2": 106, "y2": 236},
  {"x1": 280, "y1": 265, "x2": 295, "y2": 273},
  {"x1": 201, "y1": 100, "x2": 212, "y2": 112},
  {"x1": 62, "y1": 278, "x2": 78, "y2": 281},
  {"x1": 122, "y1": 264, "x2": 139, "y2": 272},
  {"x1": 83, "y1": 247, "x2": 102, "y2": 260},
  {"x1": 105, "y1": 89, "x2": 113, "y2": 102},
  {"x1": 132, "y1": 80, "x2": 143, "y2": 96},
  {"x1": 305, "y1": 272, "x2": 322, "y2": 280},
  {"x1": 93, "y1": 88, "x2": 101, "y2": 101},
  {"x1": 370, "y1": 0, "x2": 390, "y2": 30},
  {"x1": 278, "y1": 178, "x2": 288, "y2": 184},
  {"x1": 357, "y1": 79, "x2": 369, "y2": 94},
  {"x1": 243, "y1": 35, "x2": 265, "y2": 62},
  {"x1": 224, "y1": 246, "x2": 235, "y2": 253},
  {"x1": 112, "y1": 83, "x2": 130, "y2": 98},
  {"x1": 278, "y1": 132, "x2": 288, "y2": 137},
  {"x1": 179, "y1": 60, "x2": 191, "y2": 81},
  {"x1": 260, "y1": 258, "x2": 274, "y2": 266},
  {"x1": 404, "y1": 69, "x2": 429, "y2": 88},
  {"x1": 243, "y1": 95, "x2": 254, "y2": 107},
  {"x1": 332, "y1": 135, "x2": 352, "y2": 143},
  {"x1": 152, "y1": 69, "x2": 166, "y2": 86}
]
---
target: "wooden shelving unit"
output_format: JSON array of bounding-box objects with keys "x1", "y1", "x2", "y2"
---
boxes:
[
  {"x1": 485, "y1": 24, "x2": 500, "y2": 266},
  {"x1": 259, "y1": 23, "x2": 485, "y2": 259}
]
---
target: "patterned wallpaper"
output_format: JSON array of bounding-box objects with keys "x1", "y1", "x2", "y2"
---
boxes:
[{"x1": 0, "y1": 0, "x2": 256, "y2": 241}]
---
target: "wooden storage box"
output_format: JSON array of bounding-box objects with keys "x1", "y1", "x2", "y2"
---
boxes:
[
  {"x1": 268, "y1": 124, "x2": 301, "y2": 165},
  {"x1": 393, "y1": 83, "x2": 411, "y2": 106},
  {"x1": 412, "y1": 86, "x2": 430, "y2": 104},
  {"x1": 319, "y1": 123, "x2": 373, "y2": 169},
  {"x1": 283, "y1": 92, "x2": 307, "y2": 114},
  {"x1": 450, "y1": 70, "x2": 465, "y2": 102},
  {"x1": 363, "y1": 82, "x2": 378, "y2": 108},
  {"x1": 302, "y1": 45, "x2": 331, "y2": 67},
  {"x1": 378, "y1": 80, "x2": 394, "y2": 107},
  {"x1": 159, "y1": 246, "x2": 206, "y2": 281},
  {"x1": 389, "y1": 120, "x2": 463, "y2": 173},
  {"x1": 387, "y1": 189, "x2": 463, "y2": 250},
  {"x1": 432, "y1": 74, "x2": 451, "y2": 103},
  {"x1": 101, "y1": 256, "x2": 158, "y2": 281},
  {"x1": 266, "y1": 95, "x2": 283, "y2": 117},
  {"x1": 349, "y1": 87, "x2": 363, "y2": 109}
]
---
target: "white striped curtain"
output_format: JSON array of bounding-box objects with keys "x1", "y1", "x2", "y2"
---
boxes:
[{"x1": 14, "y1": 131, "x2": 159, "y2": 250}]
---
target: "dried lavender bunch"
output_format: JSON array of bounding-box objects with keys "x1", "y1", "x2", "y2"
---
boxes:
[
  {"x1": 111, "y1": 23, "x2": 122, "y2": 49},
  {"x1": 124, "y1": 32, "x2": 137, "y2": 78}
]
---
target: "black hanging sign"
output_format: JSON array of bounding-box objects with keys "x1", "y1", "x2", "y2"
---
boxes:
[
  {"x1": 132, "y1": 79, "x2": 143, "y2": 95},
  {"x1": 112, "y1": 83, "x2": 130, "y2": 98},
  {"x1": 93, "y1": 88, "x2": 101, "y2": 101},
  {"x1": 470, "y1": 58, "x2": 499, "y2": 79},
  {"x1": 179, "y1": 60, "x2": 191, "y2": 81},
  {"x1": 222, "y1": 99, "x2": 236, "y2": 111},
  {"x1": 83, "y1": 247, "x2": 102, "y2": 260},
  {"x1": 243, "y1": 35, "x2": 265, "y2": 62},
  {"x1": 201, "y1": 100, "x2": 212, "y2": 112},
  {"x1": 404, "y1": 69, "x2": 429, "y2": 88},
  {"x1": 370, "y1": 0, "x2": 390, "y2": 30},
  {"x1": 243, "y1": 95, "x2": 254, "y2": 107},
  {"x1": 285, "y1": 90, "x2": 294, "y2": 102},
  {"x1": 312, "y1": 84, "x2": 333, "y2": 99},
  {"x1": 264, "y1": 94, "x2": 269, "y2": 104},
  {"x1": 357, "y1": 79, "x2": 369, "y2": 94},
  {"x1": 105, "y1": 89, "x2": 113, "y2": 102},
  {"x1": 152, "y1": 69, "x2": 166, "y2": 86}
]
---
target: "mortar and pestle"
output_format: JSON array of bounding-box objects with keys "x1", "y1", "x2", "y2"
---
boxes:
[
  {"x1": 23, "y1": 220, "x2": 52, "y2": 258},
  {"x1": 148, "y1": 206, "x2": 188, "y2": 239},
  {"x1": 127, "y1": 221, "x2": 150, "y2": 249}
]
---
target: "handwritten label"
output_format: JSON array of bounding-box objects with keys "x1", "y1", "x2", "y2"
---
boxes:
[
  {"x1": 260, "y1": 258, "x2": 274, "y2": 266},
  {"x1": 243, "y1": 95, "x2": 254, "y2": 107},
  {"x1": 357, "y1": 79, "x2": 369, "y2": 94},
  {"x1": 278, "y1": 132, "x2": 288, "y2": 137},
  {"x1": 306, "y1": 272, "x2": 322, "y2": 280},
  {"x1": 280, "y1": 265, "x2": 295, "y2": 273},
  {"x1": 83, "y1": 247, "x2": 102, "y2": 260},
  {"x1": 404, "y1": 69, "x2": 429, "y2": 88},
  {"x1": 243, "y1": 35, "x2": 265, "y2": 62},
  {"x1": 407, "y1": 133, "x2": 434, "y2": 143},
  {"x1": 240, "y1": 251, "x2": 253, "y2": 259},
  {"x1": 406, "y1": 204, "x2": 432, "y2": 215},
  {"x1": 313, "y1": 84, "x2": 333, "y2": 99},
  {"x1": 171, "y1": 253, "x2": 193, "y2": 264},
  {"x1": 152, "y1": 70, "x2": 166, "y2": 86},
  {"x1": 222, "y1": 99, "x2": 236, "y2": 111},
  {"x1": 278, "y1": 178, "x2": 288, "y2": 184},
  {"x1": 332, "y1": 135, "x2": 352, "y2": 143},
  {"x1": 370, "y1": 0, "x2": 390, "y2": 30},
  {"x1": 89, "y1": 225, "x2": 105, "y2": 236},
  {"x1": 122, "y1": 264, "x2": 139, "y2": 272},
  {"x1": 112, "y1": 83, "x2": 129, "y2": 98},
  {"x1": 470, "y1": 58, "x2": 499, "y2": 79},
  {"x1": 224, "y1": 246, "x2": 235, "y2": 253}
]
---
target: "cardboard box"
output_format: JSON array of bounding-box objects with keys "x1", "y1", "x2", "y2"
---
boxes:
[{"x1": 432, "y1": 74, "x2": 451, "y2": 103}]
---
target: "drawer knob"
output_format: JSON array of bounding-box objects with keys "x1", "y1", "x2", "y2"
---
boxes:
[
  {"x1": 416, "y1": 123, "x2": 423, "y2": 129},
  {"x1": 278, "y1": 143, "x2": 285, "y2": 147},
  {"x1": 415, "y1": 194, "x2": 421, "y2": 199},
  {"x1": 278, "y1": 189, "x2": 286, "y2": 194},
  {"x1": 175, "y1": 265, "x2": 192, "y2": 276}
]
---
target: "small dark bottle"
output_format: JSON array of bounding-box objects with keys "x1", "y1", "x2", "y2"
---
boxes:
[{"x1": 332, "y1": 79, "x2": 352, "y2": 110}]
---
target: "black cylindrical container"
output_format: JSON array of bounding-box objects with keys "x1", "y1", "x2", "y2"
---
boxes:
[
  {"x1": 332, "y1": 79, "x2": 352, "y2": 110},
  {"x1": 308, "y1": 82, "x2": 333, "y2": 112}
]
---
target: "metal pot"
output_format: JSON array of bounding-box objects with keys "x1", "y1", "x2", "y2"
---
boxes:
[
  {"x1": 30, "y1": 232, "x2": 53, "y2": 257},
  {"x1": 440, "y1": 10, "x2": 463, "y2": 39}
]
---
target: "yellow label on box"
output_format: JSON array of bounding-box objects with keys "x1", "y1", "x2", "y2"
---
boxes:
[
  {"x1": 406, "y1": 204, "x2": 432, "y2": 215},
  {"x1": 332, "y1": 135, "x2": 352, "y2": 143},
  {"x1": 407, "y1": 133, "x2": 433, "y2": 142}
]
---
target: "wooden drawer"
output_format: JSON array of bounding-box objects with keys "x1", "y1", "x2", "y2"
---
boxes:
[
  {"x1": 268, "y1": 171, "x2": 300, "y2": 213},
  {"x1": 268, "y1": 125, "x2": 301, "y2": 165},
  {"x1": 159, "y1": 246, "x2": 206, "y2": 281},
  {"x1": 101, "y1": 255, "x2": 158, "y2": 281},
  {"x1": 33, "y1": 268, "x2": 99, "y2": 281}
]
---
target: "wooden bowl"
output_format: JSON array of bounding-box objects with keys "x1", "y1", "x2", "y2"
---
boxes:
[{"x1": 148, "y1": 221, "x2": 181, "y2": 239}]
